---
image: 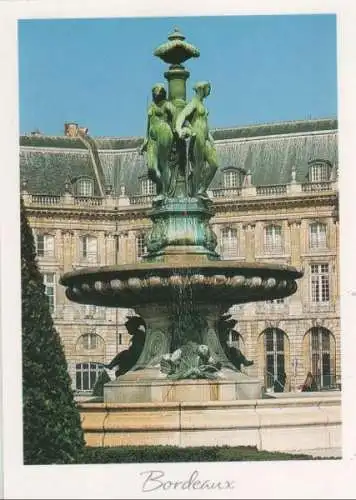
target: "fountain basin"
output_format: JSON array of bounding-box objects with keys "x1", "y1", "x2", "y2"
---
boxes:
[
  {"x1": 60, "y1": 260, "x2": 302, "y2": 403},
  {"x1": 60, "y1": 260, "x2": 302, "y2": 309}
]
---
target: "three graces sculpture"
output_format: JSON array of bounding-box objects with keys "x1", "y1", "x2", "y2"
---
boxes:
[{"x1": 140, "y1": 29, "x2": 218, "y2": 204}]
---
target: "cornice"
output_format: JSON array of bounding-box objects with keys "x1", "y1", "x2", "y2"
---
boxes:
[{"x1": 23, "y1": 191, "x2": 338, "y2": 222}]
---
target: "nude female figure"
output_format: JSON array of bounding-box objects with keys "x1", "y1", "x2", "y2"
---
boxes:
[
  {"x1": 176, "y1": 81, "x2": 218, "y2": 200},
  {"x1": 140, "y1": 83, "x2": 175, "y2": 200}
]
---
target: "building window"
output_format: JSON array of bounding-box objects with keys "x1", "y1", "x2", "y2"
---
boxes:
[
  {"x1": 221, "y1": 227, "x2": 238, "y2": 258},
  {"x1": 264, "y1": 225, "x2": 283, "y2": 254},
  {"x1": 77, "y1": 178, "x2": 94, "y2": 197},
  {"x1": 141, "y1": 177, "x2": 156, "y2": 195},
  {"x1": 80, "y1": 235, "x2": 98, "y2": 263},
  {"x1": 305, "y1": 327, "x2": 336, "y2": 389},
  {"x1": 223, "y1": 168, "x2": 245, "y2": 188},
  {"x1": 75, "y1": 362, "x2": 102, "y2": 391},
  {"x1": 263, "y1": 328, "x2": 287, "y2": 391},
  {"x1": 43, "y1": 272, "x2": 56, "y2": 313},
  {"x1": 35, "y1": 233, "x2": 55, "y2": 258},
  {"x1": 84, "y1": 304, "x2": 96, "y2": 318},
  {"x1": 310, "y1": 264, "x2": 330, "y2": 303},
  {"x1": 79, "y1": 333, "x2": 99, "y2": 350},
  {"x1": 136, "y1": 233, "x2": 146, "y2": 260},
  {"x1": 309, "y1": 223, "x2": 327, "y2": 250},
  {"x1": 308, "y1": 160, "x2": 331, "y2": 182}
]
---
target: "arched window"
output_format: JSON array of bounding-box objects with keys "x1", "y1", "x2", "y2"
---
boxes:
[
  {"x1": 76, "y1": 177, "x2": 94, "y2": 197},
  {"x1": 136, "y1": 232, "x2": 147, "y2": 260},
  {"x1": 223, "y1": 168, "x2": 245, "y2": 188},
  {"x1": 35, "y1": 233, "x2": 55, "y2": 258},
  {"x1": 261, "y1": 328, "x2": 290, "y2": 392},
  {"x1": 79, "y1": 332, "x2": 100, "y2": 350},
  {"x1": 221, "y1": 227, "x2": 238, "y2": 258},
  {"x1": 264, "y1": 225, "x2": 283, "y2": 254},
  {"x1": 80, "y1": 235, "x2": 98, "y2": 263},
  {"x1": 309, "y1": 222, "x2": 327, "y2": 250},
  {"x1": 308, "y1": 160, "x2": 331, "y2": 182},
  {"x1": 303, "y1": 327, "x2": 336, "y2": 389},
  {"x1": 76, "y1": 331, "x2": 105, "y2": 355},
  {"x1": 75, "y1": 362, "x2": 103, "y2": 391},
  {"x1": 141, "y1": 177, "x2": 156, "y2": 195}
]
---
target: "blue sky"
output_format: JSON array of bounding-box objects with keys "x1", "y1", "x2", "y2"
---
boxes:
[{"x1": 18, "y1": 14, "x2": 337, "y2": 137}]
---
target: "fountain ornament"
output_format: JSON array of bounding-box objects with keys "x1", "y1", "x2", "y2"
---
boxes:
[{"x1": 60, "y1": 29, "x2": 303, "y2": 402}]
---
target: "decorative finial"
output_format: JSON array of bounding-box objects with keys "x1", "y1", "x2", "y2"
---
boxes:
[
  {"x1": 154, "y1": 28, "x2": 200, "y2": 65},
  {"x1": 168, "y1": 27, "x2": 185, "y2": 41},
  {"x1": 291, "y1": 165, "x2": 296, "y2": 183},
  {"x1": 64, "y1": 176, "x2": 72, "y2": 193}
]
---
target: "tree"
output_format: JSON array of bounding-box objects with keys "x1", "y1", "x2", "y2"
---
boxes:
[{"x1": 21, "y1": 198, "x2": 85, "y2": 464}]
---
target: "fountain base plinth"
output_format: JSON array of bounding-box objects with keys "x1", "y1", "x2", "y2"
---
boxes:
[{"x1": 104, "y1": 368, "x2": 262, "y2": 403}]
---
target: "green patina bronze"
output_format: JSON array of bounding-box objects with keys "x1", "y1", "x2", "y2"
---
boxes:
[
  {"x1": 141, "y1": 29, "x2": 219, "y2": 262},
  {"x1": 60, "y1": 29, "x2": 304, "y2": 389}
]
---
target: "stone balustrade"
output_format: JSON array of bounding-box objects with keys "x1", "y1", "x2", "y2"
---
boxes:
[
  {"x1": 301, "y1": 181, "x2": 333, "y2": 192},
  {"x1": 21, "y1": 180, "x2": 337, "y2": 209}
]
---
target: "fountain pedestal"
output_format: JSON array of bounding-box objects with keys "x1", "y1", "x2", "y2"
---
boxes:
[{"x1": 104, "y1": 370, "x2": 262, "y2": 403}]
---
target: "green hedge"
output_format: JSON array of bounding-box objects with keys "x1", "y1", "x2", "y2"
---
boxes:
[
  {"x1": 21, "y1": 198, "x2": 85, "y2": 464},
  {"x1": 80, "y1": 445, "x2": 316, "y2": 463}
]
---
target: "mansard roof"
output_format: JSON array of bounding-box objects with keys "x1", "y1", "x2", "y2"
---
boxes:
[{"x1": 20, "y1": 118, "x2": 338, "y2": 196}]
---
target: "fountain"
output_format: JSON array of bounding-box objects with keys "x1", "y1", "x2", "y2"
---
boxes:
[{"x1": 60, "y1": 28, "x2": 303, "y2": 403}]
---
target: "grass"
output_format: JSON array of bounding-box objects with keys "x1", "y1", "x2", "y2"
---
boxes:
[{"x1": 79, "y1": 445, "x2": 322, "y2": 463}]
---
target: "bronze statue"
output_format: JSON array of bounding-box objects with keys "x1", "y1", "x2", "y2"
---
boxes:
[
  {"x1": 217, "y1": 313, "x2": 254, "y2": 371},
  {"x1": 103, "y1": 315, "x2": 146, "y2": 377},
  {"x1": 176, "y1": 81, "x2": 218, "y2": 200},
  {"x1": 140, "y1": 83, "x2": 175, "y2": 200},
  {"x1": 160, "y1": 341, "x2": 222, "y2": 379}
]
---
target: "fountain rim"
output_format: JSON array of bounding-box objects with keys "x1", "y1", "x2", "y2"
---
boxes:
[{"x1": 60, "y1": 260, "x2": 303, "y2": 286}]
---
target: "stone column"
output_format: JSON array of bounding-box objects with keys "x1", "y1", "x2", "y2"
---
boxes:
[
  {"x1": 242, "y1": 223, "x2": 256, "y2": 261},
  {"x1": 288, "y1": 219, "x2": 302, "y2": 267},
  {"x1": 104, "y1": 231, "x2": 117, "y2": 265},
  {"x1": 127, "y1": 231, "x2": 137, "y2": 264},
  {"x1": 61, "y1": 230, "x2": 74, "y2": 272},
  {"x1": 97, "y1": 231, "x2": 105, "y2": 266},
  {"x1": 119, "y1": 232, "x2": 128, "y2": 264}
]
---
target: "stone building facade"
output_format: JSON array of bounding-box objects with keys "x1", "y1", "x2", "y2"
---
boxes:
[{"x1": 20, "y1": 118, "x2": 339, "y2": 394}]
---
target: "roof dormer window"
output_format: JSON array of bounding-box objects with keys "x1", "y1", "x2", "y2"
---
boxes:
[
  {"x1": 76, "y1": 177, "x2": 94, "y2": 197},
  {"x1": 308, "y1": 160, "x2": 331, "y2": 183},
  {"x1": 223, "y1": 167, "x2": 245, "y2": 188},
  {"x1": 141, "y1": 177, "x2": 156, "y2": 195}
]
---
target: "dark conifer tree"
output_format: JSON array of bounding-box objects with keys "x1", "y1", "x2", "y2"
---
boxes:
[{"x1": 21, "y1": 198, "x2": 85, "y2": 464}]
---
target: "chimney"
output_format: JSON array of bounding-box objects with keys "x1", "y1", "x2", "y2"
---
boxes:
[{"x1": 64, "y1": 123, "x2": 79, "y2": 137}]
